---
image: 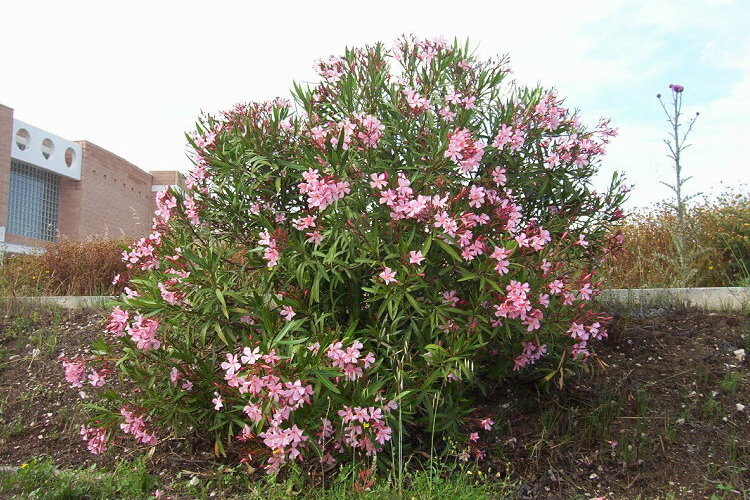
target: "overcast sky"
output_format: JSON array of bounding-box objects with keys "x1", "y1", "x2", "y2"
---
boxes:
[{"x1": 1, "y1": 0, "x2": 748, "y2": 208}]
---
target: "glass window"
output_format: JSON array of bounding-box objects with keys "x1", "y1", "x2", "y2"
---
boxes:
[{"x1": 7, "y1": 159, "x2": 60, "y2": 242}]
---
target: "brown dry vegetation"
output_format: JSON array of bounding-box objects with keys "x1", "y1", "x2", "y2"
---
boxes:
[
  {"x1": 0, "y1": 239, "x2": 129, "y2": 297},
  {"x1": 603, "y1": 191, "x2": 750, "y2": 289}
]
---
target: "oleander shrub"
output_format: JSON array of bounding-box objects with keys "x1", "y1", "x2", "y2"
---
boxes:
[
  {"x1": 0, "y1": 239, "x2": 129, "y2": 296},
  {"x1": 67, "y1": 36, "x2": 627, "y2": 475}
]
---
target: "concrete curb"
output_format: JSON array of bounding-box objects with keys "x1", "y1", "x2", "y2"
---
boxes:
[
  {"x1": 0, "y1": 295, "x2": 114, "y2": 309},
  {"x1": 598, "y1": 287, "x2": 750, "y2": 311}
]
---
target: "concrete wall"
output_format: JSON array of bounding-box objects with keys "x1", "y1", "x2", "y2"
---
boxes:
[{"x1": 599, "y1": 287, "x2": 750, "y2": 311}]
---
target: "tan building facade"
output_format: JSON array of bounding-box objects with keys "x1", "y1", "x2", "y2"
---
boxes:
[{"x1": 0, "y1": 104, "x2": 184, "y2": 253}]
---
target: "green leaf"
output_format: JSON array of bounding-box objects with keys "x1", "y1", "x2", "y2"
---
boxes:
[
  {"x1": 215, "y1": 289, "x2": 229, "y2": 319},
  {"x1": 313, "y1": 371, "x2": 341, "y2": 395},
  {"x1": 435, "y1": 238, "x2": 461, "y2": 263},
  {"x1": 214, "y1": 323, "x2": 229, "y2": 346}
]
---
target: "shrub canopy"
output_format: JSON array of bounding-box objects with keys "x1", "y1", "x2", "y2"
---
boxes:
[{"x1": 71, "y1": 36, "x2": 627, "y2": 474}]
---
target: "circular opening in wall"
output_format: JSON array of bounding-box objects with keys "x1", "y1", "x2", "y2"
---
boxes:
[
  {"x1": 41, "y1": 138, "x2": 55, "y2": 160},
  {"x1": 15, "y1": 129, "x2": 30, "y2": 150},
  {"x1": 64, "y1": 147, "x2": 76, "y2": 168}
]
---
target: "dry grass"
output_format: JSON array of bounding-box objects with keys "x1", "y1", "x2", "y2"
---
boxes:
[
  {"x1": 604, "y1": 190, "x2": 750, "y2": 288},
  {"x1": 0, "y1": 239, "x2": 130, "y2": 297}
]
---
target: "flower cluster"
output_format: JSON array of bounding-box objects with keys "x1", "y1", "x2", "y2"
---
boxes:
[
  {"x1": 80, "y1": 426, "x2": 107, "y2": 455},
  {"x1": 125, "y1": 316, "x2": 161, "y2": 350},
  {"x1": 298, "y1": 168, "x2": 350, "y2": 211},
  {"x1": 62, "y1": 358, "x2": 87, "y2": 388},
  {"x1": 445, "y1": 128, "x2": 486, "y2": 174},
  {"x1": 120, "y1": 408, "x2": 158, "y2": 445},
  {"x1": 106, "y1": 306, "x2": 129, "y2": 336},
  {"x1": 513, "y1": 341, "x2": 548, "y2": 370},
  {"x1": 258, "y1": 229, "x2": 280, "y2": 268},
  {"x1": 335, "y1": 404, "x2": 394, "y2": 455},
  {"x1": 121, "y1": 232, "x2": 161, "y2": 271},
  {"x1": 325, "y1": 339, "x2": 376, "y2": 381}
]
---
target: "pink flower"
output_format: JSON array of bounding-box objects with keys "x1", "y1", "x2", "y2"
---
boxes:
[
  {"x1": 221, "y1": 353, "x2": 241, "y2": 375},
  {"x1": 540, "y1": 259, "x2": 552, "y2": 274},
  {"x1": 409, "y1": 250, "x2": 425, "y2": 265},
  {"x1": 490, "y1": 246, "x2": 511, "y2": 275},
  {"x1": 579, "y1": 283, "x2": 594, "y2": 300},
  {"x1": 243, "y1": 403, "x2": 263, "y2": 422},
  {"x1": 439, "y1": 106, "x2": 456, "y2": 121},
  {"x1": 403, "y1": 87, "x2": 431, "y2": 113},
  {"x1": 669, "y1": 83, "x2": 684, "y2": 93},
  {"x1": 469, "y1": 432, "x2": 480, "y2": 442},
  {"x1": 280, "y1": 306, "x2": 296, "y2": 321},
  {"x1": 120, "y1": 408, "x2": 158, "y2": 445},
  {"x1": 241, "y1": 346, "x2": 261, "y2": 364},
  {"x1": 88, "y1": 369, "x2": 106, "y2": 387},
  {"x1": 262, "y1": 349, "x2": 281, "y2": 365},
  {"x1": 258, "y1": 230, "x2": 280, "y2": 268},
  {"x1": 468, "y1": 185, "x2": 485, "y2": 208},
  {"x1": 170, "y1": 367, "x2": 180, "y2": 386},
  {"x1": 62, "y1": 359, "x2": 87, "y2": 388},
  {"x1": 126, "y1": 316, "x2": 161, "y2": 350},
  {"x1": 292, "y1": 214, "x2": 316, "y2": 231},
  {"x1": 369, "y1": 172, "x2": 388, "y2": 190},
  {"x1": 442, "y1": 290, "x2": 460, "y2": 307},
  {"x1": 480, "y1": 417, "x2": 494, "y2": 430},
  {"x1": 379, "y1": 266, "x2": 398, "y2": 285},
  {"x1": 354, "y1": 114, "x2": 385, "y2": 149},
  {"x1": 212, "y1": 392, "x2": 223, "y2": 411},
  {"x1": 548, "y1": 280, "x2": 564, "y2": 295},
  {"x1": 491, "y1": 166, "x2": 507, "y2": 186},
  {"x1": 568, "y1": 322, "x2": 587, "y2": 341},
  {"x1": 305, "y1": 230, "x2": 324, "y2": 245},
  {"x1": 298, "y1": 169, "x2": 350, "y2": 210},
  {"x1": 158, "y1": 282, "x2": 180, "y2": 306},
  {"x1": 106, "y1": 307, "x2": 129, "y2": 337},
  {"x1": 513, "y1": 342, "x2": 547, "y2": 370}
]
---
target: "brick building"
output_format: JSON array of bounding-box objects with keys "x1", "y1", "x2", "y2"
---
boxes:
[{"x1": 0, "y1": 104, "x2": 184, "y2": 253}]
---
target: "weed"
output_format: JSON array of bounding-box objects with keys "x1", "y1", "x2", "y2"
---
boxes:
[
  {"x1": 719, "y1": 372, "x2": 742, "y2": 395},
  {"x1": 0, "y1": 416, "x2": 24, "y2": 445},
  {"x1": 0, "y1": 456, "x2": 156, "y2": 499},
  {"x1": 700, "y1": 398, "x2": 723, "y2": 420},
  {"x1": 28, "y1": 327, "x2": 58, "y2": 358}
]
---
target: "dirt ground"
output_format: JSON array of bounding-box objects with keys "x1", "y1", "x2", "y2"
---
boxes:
[{"x1": 0, "y1": 307, "x2": 748, "y2": 499}]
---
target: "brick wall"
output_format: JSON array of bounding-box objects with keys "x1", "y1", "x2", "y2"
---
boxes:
[
  {"x1": 59, "y1": 141, "x2": 156, "y2": 240},
  {"x1": 151, "y1": 170, "x2": 186, "y2": 190},
  {"x1": 0, "y1": 104, "x2": 13, "y2": 238}
]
